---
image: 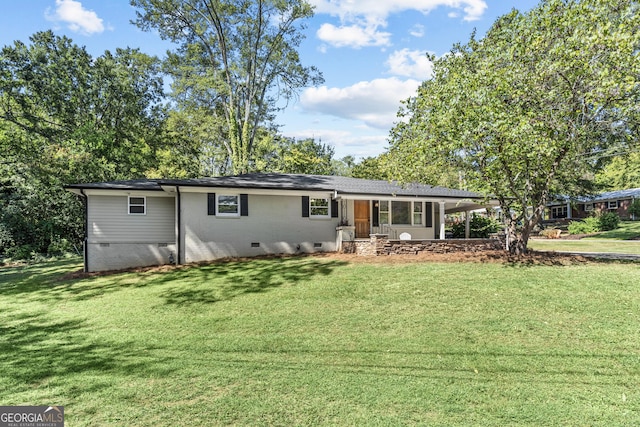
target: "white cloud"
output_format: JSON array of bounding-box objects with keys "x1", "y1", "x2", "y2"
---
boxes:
[
  {"x1": 310, "y1": 0, "x2": 487, "y2": 21},
  {"x1": 45, "y1": 0, "x2": 105, "y2": 35},
  {"x1": 386, "y1": 49, "x2": 434, "y2": 79},
  {"x1": 317, "y1": 23, "x2": 391, "y2": 48},
  {"x1": 300, "y1": 77, "x2": 420, "y2": 129},
  {"x1": 311, "y1": 0, "x2": 487, "y2": 48},
  {"x1": 283, "y1": 128, "x2": 388, "y2": 159},
  {"x1": 409, "y1": 24, "x2": 425, "y2": 38}
]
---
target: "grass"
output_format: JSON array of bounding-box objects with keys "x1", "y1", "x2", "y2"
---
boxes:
[
  {"x1": 529, "y1": 221, "x2": 640, "y2": 254},
  {"x1": 1, "y1": 255, "x2": 640, "y2": 425}
]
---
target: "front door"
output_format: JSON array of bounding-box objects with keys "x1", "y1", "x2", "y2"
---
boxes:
[{"x1": 354, "y1": 200, "x2": 370, "y2": 238}]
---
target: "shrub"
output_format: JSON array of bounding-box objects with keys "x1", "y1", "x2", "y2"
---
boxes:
[
  {"x1": 4, "y1": 244, "x2": 37, "y2": 261},
  {"x1": 568, "y1": 216, "x2": 599, "y2": 235},
  {"x1": 47, "y1": 238, "x2": 75, "y2": 256},
  {"x1": 540, "y1": 228, "x2": 562, "y2": 239},
  {"x1": 629, "y1": 199, "x2": 640, "y2": 219},
  {"x1": 598, "y1": 212, "x2": 620, "y2": 231},
  {"x1": 450, "y1": 214, "x2": 501, "y2": 238}
]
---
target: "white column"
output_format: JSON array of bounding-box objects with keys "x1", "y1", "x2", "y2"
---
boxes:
[
  {"x1": 566, "y1": 201, "x2": 571, "y2": 219},
  {"x1": 439, "y1": 201, "x2": 446, "y2": 240},
  {"x1": 465, "y1": 211, "x2": 471, "y2": 239}
]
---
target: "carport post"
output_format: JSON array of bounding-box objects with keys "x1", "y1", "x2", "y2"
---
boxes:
[
  {"x1": 465, "y1": 211, "x2": 471, "y2": 239},
  {"x1": 439, "y1": 201, "x2": 446, "y2": 240}
]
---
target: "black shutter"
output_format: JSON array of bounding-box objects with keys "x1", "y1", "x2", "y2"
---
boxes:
[
  {"x1": 240, "y1": 194, "x2": 249, "y2": 216},
  {"x1": 331, "y1": 199, "x2": 339, "y2": 218},
  {"x1": 207, "y1": 193, "x2": 216, "y2": 215},
  {"x1": 425, "y1": 202, "x2": 433, "y2": 227},
  {"x1": 372, "y1": 200, "x2": 379, "y2": 227},
  {"x1": 302, "y1": 196, "x2": 310, "y2": 217}
]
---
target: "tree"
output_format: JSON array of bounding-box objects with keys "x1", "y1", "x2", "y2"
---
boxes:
[
  {"x1": 351, "y1": 156, "x2": 391, "y2": 181},
  {"x1": 595, "y1": 152, "x2": 640, "y2": 190},
  {"x1": 132, "y1": 0, "x2": 323, "y2": 174},
  {"x1": 0, "y1": 31, "x2": 177, "y2": 257},
  {"x1": 387, "y1": 0, "x2": 640, "y2": 254},
  {"x1": 256, "y1": 136, "x2": 335, "y2": 174}
]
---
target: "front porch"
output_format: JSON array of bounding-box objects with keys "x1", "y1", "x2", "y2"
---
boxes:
[{"x1": 337, "y1": 196, "x2": 496, "y2": 240}]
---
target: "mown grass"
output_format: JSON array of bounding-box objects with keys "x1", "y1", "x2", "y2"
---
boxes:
[
  {"x1": 1, "y1": 255, "x2": 640, "y2": 426},
  {"x1": 528, "y1": 239, "x2": 640, "y2": 254},
  {"x1": 529, "y1": 221, "x2": 640, "y2": 254}
]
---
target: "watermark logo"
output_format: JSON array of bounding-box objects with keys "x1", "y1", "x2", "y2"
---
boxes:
[{"x1": 0, "y1": 406, "x2": 64, "y2": 427}]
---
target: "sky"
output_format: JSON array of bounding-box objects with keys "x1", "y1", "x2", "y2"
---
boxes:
[{"x1": 0, "y1": 0, "x2": 541, "y2": 160}]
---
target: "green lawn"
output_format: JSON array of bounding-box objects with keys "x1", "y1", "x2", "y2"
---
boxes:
[
  {"x1": 529, "y1": 221, "x2": 640, "y2": 254},
  {"x1": 1, "y1": 256, "x2": 640, "y2": 425}
]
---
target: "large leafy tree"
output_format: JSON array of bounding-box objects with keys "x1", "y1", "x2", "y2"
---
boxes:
[
  {"x1": 0, "y1": 31, "x2": 176, "y2": 256},
  {"x1": 595, "y1": 152, "x2": 640, "y2": 190},
  {"x1": 388, "y1": 0, "x2": 640, "y2": 254},
  {"x1": 132, "y1": 0, "x2": 323, "y2": 174},
  {"x1": 256, "y1": 136, "x2": 335, "y2": 174}
]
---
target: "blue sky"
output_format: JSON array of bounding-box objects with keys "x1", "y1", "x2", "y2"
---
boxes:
[{"x1": 0, "y1": 0, "x2": 540, "y2": 160}]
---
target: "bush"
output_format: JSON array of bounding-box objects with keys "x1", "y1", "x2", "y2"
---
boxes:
[
  {"x1": 568, "y1": 216, "x2": 599, "y2": 234},
  {"x1": 540, "y1": 228, "x2": 562, "y2": 239},
  {"x1": 450, "y1": 214, "x2": 500, "y2": 238},
  {"x1": 567, "y1": 213, "x2": 619, "y2": 235},
  {"x1": 4, "y1": 244, "x2": 37, "y2": 261},
  {"x1": 598, "y1": 212, "x2": 620, "y2": 231},
  {"x1": 47, "y1": 237, "x2": 74, "y2": 256},
  {"x1": 628, "y1": 199, "x2": 640, "y2": 219}
]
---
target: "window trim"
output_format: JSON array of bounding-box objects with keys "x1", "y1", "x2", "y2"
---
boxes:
[
  {"x1": 379, "y1": 200, "x2": 426, "y2": 226},
  {"x1": 413, "y1": 202, "x2": 423, "y2": 226},
  {"x1": 608, "y1": 200, "x2": 618, "y2": 210},
  {"x1": 309, "y1": 197, "x2": 330, "y2": 218},
  {"x1": 216, "y1": 194, "x2": 240, "y2": 217},
  {"x1": 128, "y1": 196, "x2": 146, "y2": 215},
  {"x1": 551, "y1": 205, "x2": 567, "y2": 219},
  {"x1": 585, "y1": 203, "x2": 594, "y2": 211}
]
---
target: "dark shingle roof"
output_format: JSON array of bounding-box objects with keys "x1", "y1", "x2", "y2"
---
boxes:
[
  {"x1": 66, "y1": 173, "x2": 483, "y2": 199},
  {"x1": 552, "y1": 187, "x2": 640, "y2": 203}
]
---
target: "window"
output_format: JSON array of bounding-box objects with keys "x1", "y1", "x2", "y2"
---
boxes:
[
  {"x1": 310, "y1": 198, "x2": 330, "y2": 217},
  {"x1": 378, "y1": 201, "x2": 424, "y2": 225},
  {"x1": 608, "y1": 200, "x2": 618, "y2": 209},
  {"x1": 217, "y1": 194, "x2": 239, "y2": 216},
  {"x1": 585, "y1": 203, "x2": 594, "y2": 211},
  {"x1": 551, "y1": 206, "x2": 567, "y2": 219},
  {"x1": 128, "y1": 196, "x2": 146, "y2": 215},
  {"x1": 413, "y1": 202, "x2": 423, "y2": 225},
  {"x1": 379, "y1": 200, "x2": 389, "y2": 224},
  {"x1": 392, "y1": 201, "x2": 411, "y2": 225}
]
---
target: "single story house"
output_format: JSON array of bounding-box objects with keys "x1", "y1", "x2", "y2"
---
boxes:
[
  {"x1": 65, "y1": 173, "x2": 494, "y2": 272},
  {"x1": 546, "y1": 187, "x2": 640, "y2": 220}
]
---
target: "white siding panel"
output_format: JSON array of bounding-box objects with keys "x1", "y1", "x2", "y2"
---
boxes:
[
  {"x1": 181, "y1": 193, "x2": 338, "y2": 263},
  {"x1": 88, "y1": 194, "x2": 175, "y2": 243}
]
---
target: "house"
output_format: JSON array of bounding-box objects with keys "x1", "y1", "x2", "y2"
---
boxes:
[
  {"x1": 546, "y1": 188, "x2": 640, "y2": 220},
  {"x1": 65, "y1": 173, "x2": 493, "y2": 272}
]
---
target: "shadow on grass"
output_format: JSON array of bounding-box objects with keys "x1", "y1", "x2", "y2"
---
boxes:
[
  {"x1": 0, "y1": 309, "x2": 173, "y2": 396},
  {"x1": 191, "y1": 347, "x2": 639, "y2": 387},
  {"x1": 158, "y1": 256, "x2": 348, "y2": 306},
  {"x1": 0, "y1": 255, "x2": 348, "y2": 306},
  {"x1": 0, "y1": 257, "x2": 158, "y2": 303}
]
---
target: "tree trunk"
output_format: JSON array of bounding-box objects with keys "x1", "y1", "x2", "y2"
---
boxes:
[{"x1": 504, "y1": 216, "x2": 532, "y2": 255}]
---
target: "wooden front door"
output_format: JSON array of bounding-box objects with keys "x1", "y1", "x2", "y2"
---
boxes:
[{"x1": 354, "y1": 200, "x2": 370, "y2": 238}]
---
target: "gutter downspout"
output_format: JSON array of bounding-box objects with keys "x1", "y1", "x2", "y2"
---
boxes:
[{"x1": 80, "y1": 189, "x2": 88, "y2": 273}]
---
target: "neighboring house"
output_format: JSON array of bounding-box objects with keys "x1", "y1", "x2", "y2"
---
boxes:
[
  {"x1": 65, "y1": 173, "x2": 492, "y2": 272},
  {"x1": 546, "y1": 188, "x2": 640, "y2": 220}
]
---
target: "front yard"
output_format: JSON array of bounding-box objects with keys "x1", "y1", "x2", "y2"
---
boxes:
[
  {"x1": 1, "y1": 255, "x2": 639, "y2": 425},
  {"x1": 529, "y1": 220, "x2": 640, "y2": 254}
]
